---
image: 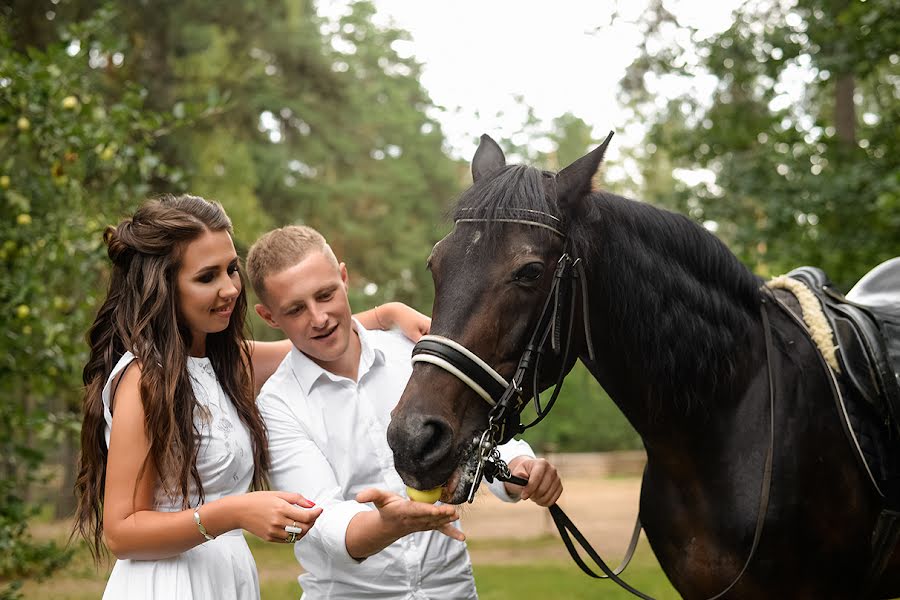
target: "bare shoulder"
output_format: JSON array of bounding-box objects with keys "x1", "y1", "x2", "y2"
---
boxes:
[{"x1": 109, "y1": 359, "x2": 144, "y2": 416}]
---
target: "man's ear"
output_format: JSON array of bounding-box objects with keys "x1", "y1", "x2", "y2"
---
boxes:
[
  {"x1": 255, "y1": 303, "x2": 280, "y2": 329},
  {"x1": 339, "y1": 262, "x2": 349, "y2": 287}
]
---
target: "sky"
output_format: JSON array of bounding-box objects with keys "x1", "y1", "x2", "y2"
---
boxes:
[{"x1": 320, "y1": 0, "x2": 745, "y2": 169}]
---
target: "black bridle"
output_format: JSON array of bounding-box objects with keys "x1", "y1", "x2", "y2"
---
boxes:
[
  {"x1": 412, "y1": 249, "x2": 594, "y2": 448},
  {"x1": 409, "y1": 209, "x2": 779, "y2": 600},
  {"x1": 411, "y1": 210, "x2": 657, "y2": 598}
]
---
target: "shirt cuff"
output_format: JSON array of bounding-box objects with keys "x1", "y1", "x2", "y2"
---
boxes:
[
  {"x1": 488, "y1": 438, "x2": 536, "y2": 503},
  {"x1": 307, "y1": 500, "x2": 372, "y2": 567}
]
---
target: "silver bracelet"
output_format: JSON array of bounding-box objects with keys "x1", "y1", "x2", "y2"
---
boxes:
[{"x1": 193, "y1": 504, "x2": 216, "y2": 541}]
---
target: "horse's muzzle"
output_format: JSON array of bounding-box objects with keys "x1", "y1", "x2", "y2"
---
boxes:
[{"x1": 386, "y1": 411, "x2": 456, "y2": 490}]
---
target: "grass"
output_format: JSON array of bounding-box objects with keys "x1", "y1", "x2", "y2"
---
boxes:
[
  {"x1": 24, "y1": 528, "x2": 678, "y2": 599},
  {"x1": 475, "y1": 563, "x2": 679, "y2": 600}
]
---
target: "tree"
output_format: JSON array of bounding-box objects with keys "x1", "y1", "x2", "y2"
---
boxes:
[
  {"x1": 0, "y1": 7, "x2": 197, "y2": 595},
  {"x1": 619, "y1": 0, "x2": 899, "y2": 288}
]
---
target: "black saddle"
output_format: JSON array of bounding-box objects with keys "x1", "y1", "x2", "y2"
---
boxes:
[
  {"x1": 787, "y1": 258, "x2": 900, "y2": 591},
  {"x1": 788, "y1": 258, "x2": 900, "y2": 435}
]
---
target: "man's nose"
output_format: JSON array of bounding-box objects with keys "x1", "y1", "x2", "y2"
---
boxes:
[{"x1": 308, "y1": 303, "x2": 328, "y2": 327}]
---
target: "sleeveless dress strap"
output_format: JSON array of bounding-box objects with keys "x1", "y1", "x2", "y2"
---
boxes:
[{"x1": 101, "y1": 351, "x2": 137, "y2": 448}]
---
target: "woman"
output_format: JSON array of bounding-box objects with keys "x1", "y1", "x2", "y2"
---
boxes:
[{"x1": 73, "y1": 194, "x2": 429, "y2": 599}]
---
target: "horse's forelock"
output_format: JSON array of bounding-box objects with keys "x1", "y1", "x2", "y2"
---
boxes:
[
  {"x1": 453, "y1": 165, "x2": 559, "y2": 222},
  {"x1": 451, "y1": 165, "x2": 569, "y2": 255}
]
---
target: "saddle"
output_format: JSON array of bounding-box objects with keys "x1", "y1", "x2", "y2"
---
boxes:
[
  {"x1": 787, "y1": 258, "x2": 900, "y2": 432},
  {"x1": 784, "y1": 258, "x2": 900, "y2": 593}
]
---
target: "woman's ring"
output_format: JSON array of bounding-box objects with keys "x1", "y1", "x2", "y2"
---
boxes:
[
  {"x1": 285, "y1": 524, "x2": 304, "y2": 535},
  {"x1": 285, "y1": 531, "x2": 297, "y2": 543}
]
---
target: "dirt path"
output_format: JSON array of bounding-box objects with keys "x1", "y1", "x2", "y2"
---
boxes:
[
  {"x1": 460, "y1": 452, "x2": 646, "y2": 564},
  {"x1": 461, "y1": 475, "x2": 644, "y2": 564}
]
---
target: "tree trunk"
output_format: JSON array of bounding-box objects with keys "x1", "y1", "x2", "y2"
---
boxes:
[
  {"x1": 55, "y1": 429, "x2": 78, "y2": 519},
  {"x1": 834, "y1": 73, "x2": 856, "y2": 146}
]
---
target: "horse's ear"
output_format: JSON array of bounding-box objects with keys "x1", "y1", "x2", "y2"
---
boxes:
[
  {"x1": 472, "y1": 134, "x2": 506, "y2": 183},
  {"x1": 556, "y1": 130, "x2": 614, "y2": 211}
]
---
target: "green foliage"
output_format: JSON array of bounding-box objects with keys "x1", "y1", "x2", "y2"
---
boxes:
[
  {"x1": 521, "y1": 364, "x2": 642, "y2": 452},
  {"x1": 0, "y1": 0, "x2": 471, "y2": 590},
  {"x1": 621, "y1": 0, "x2": 899, "y2": 288},
  {"x1": 91, "y1": 0, "x2": 464, "y2": 312},
  {"x1": 0, "y1": 9, "x2": 194, "y2": 595}
]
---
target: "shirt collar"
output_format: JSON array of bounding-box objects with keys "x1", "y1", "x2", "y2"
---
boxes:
[{"x1": 289, "y1": 318, "x2": 387, "y2": 395}]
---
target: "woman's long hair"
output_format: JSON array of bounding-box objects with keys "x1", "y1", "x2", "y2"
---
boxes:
[{"x1": 74, "y1": 194, "x2": 269, "y2": 560}]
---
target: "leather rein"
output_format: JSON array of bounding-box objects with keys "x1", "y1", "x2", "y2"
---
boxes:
[{"x1": 409, "y1": 209, "x2": 778, "y2": 600}]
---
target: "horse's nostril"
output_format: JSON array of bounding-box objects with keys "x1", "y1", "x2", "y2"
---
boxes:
[
  {"x1": 412, "y1": 418, "x2": 452, "y2": 468},
  {"x1": 388, "y1": 412, "x2": 453, "y2": 477}
]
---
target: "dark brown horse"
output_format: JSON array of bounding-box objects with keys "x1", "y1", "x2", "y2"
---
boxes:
[{"x1": 387, "y1": 134, "x2": 900, "y2": 598}]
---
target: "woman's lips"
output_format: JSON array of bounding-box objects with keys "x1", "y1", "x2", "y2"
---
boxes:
[{"x1": 212, "y1": 303, "x2": 233, "y2": 318}]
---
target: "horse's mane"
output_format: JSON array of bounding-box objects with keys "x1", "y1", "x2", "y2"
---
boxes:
[
  {"x1": 587, "y1": 190, "x2": 764, "y2": 411},
  {"x1": 454, "y1": 164, "x2": 764, "y2": 411}
]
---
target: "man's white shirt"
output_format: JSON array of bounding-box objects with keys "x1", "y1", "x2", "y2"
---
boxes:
[{"x1": 256, "y1": 321, "x2": 535, "y2": 600}]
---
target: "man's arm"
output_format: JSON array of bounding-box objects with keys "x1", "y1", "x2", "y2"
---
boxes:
[
  {"x1": 259, "y1": 387, "x2": 461, "y2": 563},
  {"x1": 504, "y1": 455, "x2": 563, "y2": 506},
  {"x1": 346, "y1": 489, "x2": 462, "y2": 559},
  {"x1": 492, "y1": 438, "x2": 564, "y2": 507},
  {"x1": 259, "y1": 390, "x2": 370, "y2": 566}
]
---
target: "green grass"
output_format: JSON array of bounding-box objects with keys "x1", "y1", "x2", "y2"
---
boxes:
[
  {"x1": 26, "y1": 530, "x2": 678, "y2": 599},
  {"x1": 474, "y1": 562, "x2": 678, "y2": 600}
]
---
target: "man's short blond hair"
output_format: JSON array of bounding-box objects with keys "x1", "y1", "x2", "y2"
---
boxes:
[{"x1": 246, "y1": 225, "x2": 338, "y2": 303}]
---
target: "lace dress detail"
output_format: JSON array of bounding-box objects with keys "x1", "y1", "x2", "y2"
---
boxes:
[{"x1": 100, "y1": 352, "x2": 259, "y2": 599}]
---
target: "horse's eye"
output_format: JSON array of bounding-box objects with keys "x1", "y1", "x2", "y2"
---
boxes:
[{"x1": 513, "y1": 262, "x2": 544, "y2": 283}]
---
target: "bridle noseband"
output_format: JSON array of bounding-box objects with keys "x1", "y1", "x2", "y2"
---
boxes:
[{"x1": 411, "y1": 210, "x2": 595, "y2": 455}]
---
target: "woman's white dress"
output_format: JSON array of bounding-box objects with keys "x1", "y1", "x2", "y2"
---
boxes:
[{"x1": 100, "y1": 352, "x2": 259, "y2": 599}]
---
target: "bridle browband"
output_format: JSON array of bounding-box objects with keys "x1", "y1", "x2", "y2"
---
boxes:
[
  {"x1": 414, "y1": 207, "x2": 596, "y2": 445},
  {"x1": 408, "y1": 208, "x2": 780, "y2": 600},
  {"x1": 454, "y1": 207, "x2": 567, "y2": 238}
]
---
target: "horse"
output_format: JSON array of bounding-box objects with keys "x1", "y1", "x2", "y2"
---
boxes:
[{"x1": 386, "y1": 133, "x2": 900, "y2": 599}]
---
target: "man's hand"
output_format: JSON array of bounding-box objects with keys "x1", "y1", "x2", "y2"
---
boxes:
[
  {"x1": 355, "y1": 488, "x2": 464, "y2": 541},
  {"x1": 503, "y1": 457, "x2": 563, "y2": 507}
]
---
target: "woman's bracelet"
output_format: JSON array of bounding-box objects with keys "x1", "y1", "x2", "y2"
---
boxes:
[{"x1": 193, "y1": 504, "x2": 216, "y2": 541}]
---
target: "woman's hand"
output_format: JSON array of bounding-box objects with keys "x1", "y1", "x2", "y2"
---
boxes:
[
  {"x1": 234, "y1": 491, "x2": 322, "y2": 543},
  {"x1": 378, "y1": 302, "x2": 431, "y2": 342}
]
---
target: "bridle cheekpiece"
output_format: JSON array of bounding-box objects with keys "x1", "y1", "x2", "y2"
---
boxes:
[{"x1": 410, "y1": 207, "x2": 596, "y2": 500}]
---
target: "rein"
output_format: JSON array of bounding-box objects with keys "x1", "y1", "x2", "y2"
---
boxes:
[{"x1": 410, "y1": 210, "x2": 779, "y2": 599}]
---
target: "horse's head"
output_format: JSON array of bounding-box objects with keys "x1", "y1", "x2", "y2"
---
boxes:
[{"x1": 387, "y1": 133, "x2": 612, "y2": 503}]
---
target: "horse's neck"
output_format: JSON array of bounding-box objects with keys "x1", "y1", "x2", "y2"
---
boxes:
[{"x1": 577, "y1": 195, "x2": 762, "y2": 433}]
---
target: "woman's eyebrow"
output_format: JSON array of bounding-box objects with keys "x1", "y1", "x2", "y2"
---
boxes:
[
  {"x1": 193, "y1": 264, "x2": 219, "y2": 275},
  {"x1": 194, "y1": 256, "x2": 238, "y2": 275}
]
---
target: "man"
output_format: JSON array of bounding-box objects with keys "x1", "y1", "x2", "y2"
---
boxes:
[{"x1": 248, "y1": 225, "x2": 562, "y2": 599}]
